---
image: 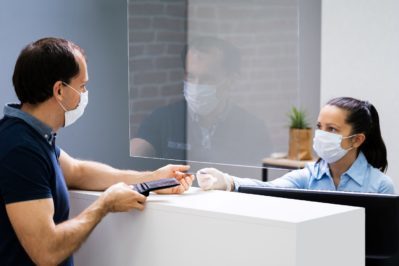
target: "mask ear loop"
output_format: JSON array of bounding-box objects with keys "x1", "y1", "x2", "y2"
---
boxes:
[
  {"x1": 62, "y1": 82, "x2": 82, "y2": 94},
  {"x1": 59, "y1": 82, "x2": 82, "y2": 111},
  {"x1": 343, "y1": 134, "x2": 357, "y2": 150},
  {"x1": 58, "y1": 101, "x2": 68, "y2": 112}
]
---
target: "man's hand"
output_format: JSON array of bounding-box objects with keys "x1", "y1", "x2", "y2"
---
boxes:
[
  {"x1": 100, "y1": 182, "x2": 147, "y2": 212},
  {"x1": 154, "y1": 175, "x2": 194, "y2": 194},
  {"x1": 152, "y1": 164, "x2": 195, "y2": 194},
  {"x1": 6, "y1": 182, "x2": 147, "y2": 266},
  {"x1": 152, "y1": 164, "x2": 190, "y2": 179}
]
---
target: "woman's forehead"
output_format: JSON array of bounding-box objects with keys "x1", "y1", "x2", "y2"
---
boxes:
[{"x1": 318, "y1": 105, "x2": 349, "y2": 125}]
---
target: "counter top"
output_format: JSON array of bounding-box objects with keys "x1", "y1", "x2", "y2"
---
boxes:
[{"x1": 70, "y1": 187, "x2": 361, "y2": 225}]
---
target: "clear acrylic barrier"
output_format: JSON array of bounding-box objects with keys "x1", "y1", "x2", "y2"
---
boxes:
[
  {"x1": 127, "y1": 0, "x2": 396, "y2": 197},
  {"x1": 128, "y1": 0, "x2": 319, "y2": 183},
  {"x1": 128, "y1": 0, "x2": 317, "y2": 178}
]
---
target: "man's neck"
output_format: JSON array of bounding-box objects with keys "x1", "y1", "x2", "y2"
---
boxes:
[
  {"x1": 20, "y1": 101, "x2": 61, "y2": 132},
  {"x1": 197, "y1": 99, "x2": 229, "y2": 128}
]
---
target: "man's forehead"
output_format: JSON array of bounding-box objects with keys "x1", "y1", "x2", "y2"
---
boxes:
[
  {"x1": 186, "y1": 48, "x2": 224, "y2": 74},
  {"x1": 188, "y1": 47, "x2": 222, "y2": 61},
  {"x1": 74, "y1": 52, "x2": 89, "y2": 81}
]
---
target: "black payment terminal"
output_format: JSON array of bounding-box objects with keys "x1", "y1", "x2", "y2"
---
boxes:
[{"x1": 131, "y1": 178, "x2": 180, "y2": 196}]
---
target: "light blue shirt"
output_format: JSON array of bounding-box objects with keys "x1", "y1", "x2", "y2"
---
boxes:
[{"x1": 233, "y1": 152, "x2": 396, "y2": 194}]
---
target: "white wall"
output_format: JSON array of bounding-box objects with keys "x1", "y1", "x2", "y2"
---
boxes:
[{"x1": 321, "y1": 0, "x2": 399, "y2": 190}]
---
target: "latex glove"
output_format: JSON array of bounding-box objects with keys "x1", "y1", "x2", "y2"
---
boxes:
[{"x1": 196, "y1": 168, "x2": 233, "y2": 191}]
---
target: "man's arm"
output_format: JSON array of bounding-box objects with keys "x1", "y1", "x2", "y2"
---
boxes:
[
  {"x1": 6, "y1": 182, "x2": 146, "y2": 266},
  {"x1": 60, "y1": 150, "x2": 194, "y2": 192}
]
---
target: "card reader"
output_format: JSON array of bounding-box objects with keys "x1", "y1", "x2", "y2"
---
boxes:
[{"x1": 131, "y1": 178, "x2": 180, "y2": 196}]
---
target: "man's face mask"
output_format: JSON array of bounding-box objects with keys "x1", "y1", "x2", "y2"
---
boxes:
[
  {"x1": 57, "y1": 82, "x2": 88, "y2": 127},
  {"x1": 183, "y1": 81, "x2": 219, "y2": 116},
  {"x1": 313, "y1": 129, "x2": 356, "y2": 163}
]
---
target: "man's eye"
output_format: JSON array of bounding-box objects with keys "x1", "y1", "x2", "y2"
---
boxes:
[
  {"x1": 185, "y1": 73, "x2": 195, "y2": 82},
  {"x1": 199, "y1": 75, "x2": 218, "y2": 84}
]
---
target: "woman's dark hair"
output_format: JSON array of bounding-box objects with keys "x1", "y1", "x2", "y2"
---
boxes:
[
  {"x1": 327, "y1": 97, "x2": 387, "y2": 172},
  {"x1": 12, "y1": 37, "x2": 86, "y2": 104}
]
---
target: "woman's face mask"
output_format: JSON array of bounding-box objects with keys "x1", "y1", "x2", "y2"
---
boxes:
[
  {"x1": 183, "y1": 81, "x2": 219, "y2": 116},
  {"x1": 313, "y1": 129, "x2": 356, "y2": 163},
  {"x1": 58, "y1": 82, "x2": 89, "y2": 127}
]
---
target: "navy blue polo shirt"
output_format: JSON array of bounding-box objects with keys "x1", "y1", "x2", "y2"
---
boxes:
[
  {"x1": 0, "y1": 104, "x2": 72, "y2": 266},
  {"x1": 136, "y1": 99, "x2": 271, "y2": 165}
]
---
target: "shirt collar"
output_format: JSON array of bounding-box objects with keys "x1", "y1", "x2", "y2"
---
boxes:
[
  {"x1": 343, "y1": 152, "x2": 367, "y2": 186},
  {"x1": 3, "y1": 103, "x2": 56, "y2": 145},
  {"x1": 314, "y1": 152, "x2": 367, "y2": 186},
  {"x1": 314, "y1": 159, "x2": 331, "y2": 180}
]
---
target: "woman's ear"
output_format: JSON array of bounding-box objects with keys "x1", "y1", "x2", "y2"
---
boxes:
[{"x1": 352, "y1": 133, "x2": 366, "y2": 148}]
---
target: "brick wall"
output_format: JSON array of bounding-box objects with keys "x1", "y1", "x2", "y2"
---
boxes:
[
  {"x1": 186, "y1": 0, "x2": 299, "y2": 155},
  {"x1": 129, "y1": 0, "x2": 300, "y2": 162},
  {"x1": 128, "y1": 0, "x2": 187, "y2": 136}
]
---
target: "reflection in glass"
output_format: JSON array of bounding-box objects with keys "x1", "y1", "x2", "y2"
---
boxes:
[{"x1": 129, "y1": 0, "x2": 300, "y2": 168}]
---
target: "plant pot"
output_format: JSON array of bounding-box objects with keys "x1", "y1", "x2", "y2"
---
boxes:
[{"x1": 288, "y1": 128, "x2": 313, "y2": 160}]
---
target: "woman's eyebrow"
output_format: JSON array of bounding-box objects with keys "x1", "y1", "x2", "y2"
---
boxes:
[{"x1": 325, "y1": 122, "x2": 341, "y2": 128}]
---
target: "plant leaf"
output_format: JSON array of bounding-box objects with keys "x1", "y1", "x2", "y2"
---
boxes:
[{"x1": 288, "y1": 106, "x2": 309, "y2": 129}]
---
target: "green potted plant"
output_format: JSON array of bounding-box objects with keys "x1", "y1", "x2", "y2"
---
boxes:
[{"x1": 288, "y1": 107, "x2": 313, "y2": 160}]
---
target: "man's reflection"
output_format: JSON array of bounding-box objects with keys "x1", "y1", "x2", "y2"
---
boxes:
[{"x1": 130, "y1": 37, "x2": 271, "y2": 166}]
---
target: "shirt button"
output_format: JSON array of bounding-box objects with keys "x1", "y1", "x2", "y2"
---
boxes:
[{"x1": 45, "y1": 134, "x2": 48, "y2": 138}]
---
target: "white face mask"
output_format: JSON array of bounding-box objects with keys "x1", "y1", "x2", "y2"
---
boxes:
[
  {"x1": 313, "y1": 129, "x2": 355, "y2": 164},
  {"x1": 58, "y1": 83, "x2": 89, "y2": 127},
  {"x1": 183, "y1": 81, "x2": 219, "y2": 116}
]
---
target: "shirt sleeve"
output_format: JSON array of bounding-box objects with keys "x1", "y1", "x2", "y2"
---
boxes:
[
  {"x1": 378, "y1": 176, "x2": 396, "y2": 194},
  {"x1": 233, "y1": 167, "x2": 311, "y2": 191},
  {"x1": 55, "y1": 145, "x2": 61, "y2": 159},
  {"x1": 0, "y1": 146, "x2": 53, "y2": 204}
]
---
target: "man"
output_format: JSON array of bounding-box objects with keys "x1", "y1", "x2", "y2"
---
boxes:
[
  {"x1": 130, "y1": 37, "x2": 271, "y2": 166},
  {"x1": 0, "y1": 37, "x2": 194, "y2": 266}
]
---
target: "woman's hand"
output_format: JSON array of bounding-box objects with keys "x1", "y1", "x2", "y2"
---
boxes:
[{"x1": 196, "y1": 168, "x2": 233, "y2": 191}]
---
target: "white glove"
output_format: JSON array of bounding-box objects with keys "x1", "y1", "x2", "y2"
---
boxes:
[{"x1": 196, "y1": 168, "x2": 233, "y2": 191}]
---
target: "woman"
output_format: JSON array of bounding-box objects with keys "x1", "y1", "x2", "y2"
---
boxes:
[{"x1": 197, "y1": 97, "x2": 396, "y2": 194}]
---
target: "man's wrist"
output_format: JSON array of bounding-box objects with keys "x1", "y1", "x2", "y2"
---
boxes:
[
  {"x1": 97, "y1": 193, "x2": 110, "y2": 216},
  {"x1": 143, "y1": 170, "x2": 156, "y2": 182},
  {"x1": 125, "y1": 170, "x2": 153, "y2": 184}
]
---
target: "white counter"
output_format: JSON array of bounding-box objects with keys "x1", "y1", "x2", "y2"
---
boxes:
[{"x1": 70, "y1": 187, "x2": 364, "y2": 266}]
